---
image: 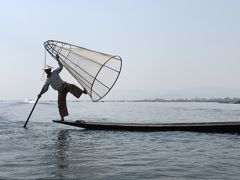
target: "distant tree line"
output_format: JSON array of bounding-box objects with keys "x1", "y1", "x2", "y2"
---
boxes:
[{"x1": 128, "y1": 97, "x2": 240, "y2": 104}]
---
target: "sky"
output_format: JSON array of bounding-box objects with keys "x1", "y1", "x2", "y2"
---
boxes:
[{"x1": 0, "y1": 0, "x2": 240, "y2": 100}]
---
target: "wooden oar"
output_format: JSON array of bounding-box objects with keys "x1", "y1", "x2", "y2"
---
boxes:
[{"x1": 23, "y1": 87, "x2": 44, "y2": 128}]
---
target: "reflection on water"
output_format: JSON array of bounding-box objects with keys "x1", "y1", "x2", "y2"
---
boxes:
[{"x1": 56, "y1": 130, "x2": 70, "y2": 170}]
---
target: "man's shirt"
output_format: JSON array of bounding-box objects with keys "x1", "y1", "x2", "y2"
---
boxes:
[{"x1": 42, "y1": 61, "x2": 65, "y2": 94}]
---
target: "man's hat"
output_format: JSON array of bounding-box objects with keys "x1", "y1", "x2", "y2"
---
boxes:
[{"x1": 42, "y1": 65, "x2": 53, "y2": 70}]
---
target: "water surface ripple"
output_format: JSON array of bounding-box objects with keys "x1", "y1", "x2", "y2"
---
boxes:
[{"x1": 1, "y1": 101, "x2": 240, "y2": 179}]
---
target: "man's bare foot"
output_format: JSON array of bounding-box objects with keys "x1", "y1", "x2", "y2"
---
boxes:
[{"x1": 83, "y1": 87, "x2": 87, "y2": 94}]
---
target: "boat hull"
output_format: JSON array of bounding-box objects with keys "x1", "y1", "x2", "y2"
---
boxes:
[{"x1": 53, "y1": 120, "x2": 240, "y2": 133}]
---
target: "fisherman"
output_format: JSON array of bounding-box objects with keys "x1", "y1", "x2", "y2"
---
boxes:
[{"x1": 38, "y1": 54, "x2": 87, "y2": 121}]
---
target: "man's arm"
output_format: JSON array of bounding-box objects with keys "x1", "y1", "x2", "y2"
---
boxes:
[
  {"x1": 55, "y1": 54, "x2": 63, "y2": 73},
  {"x1": 38, "y1": 81, "x2": 49, "y2": 98}
]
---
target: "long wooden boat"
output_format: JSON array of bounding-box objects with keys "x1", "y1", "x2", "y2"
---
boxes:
[{"x1": 53, "y1": 120, "x2": 240, "y2": 133}]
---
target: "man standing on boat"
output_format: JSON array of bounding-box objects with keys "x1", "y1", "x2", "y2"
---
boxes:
[{"x1": 38, "y1": 54, "x2": 87, "y2": 121}]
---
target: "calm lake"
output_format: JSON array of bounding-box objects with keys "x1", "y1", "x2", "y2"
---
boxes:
[{"x1": 1, "y1": 101, "x2": 240, "y2": 179}]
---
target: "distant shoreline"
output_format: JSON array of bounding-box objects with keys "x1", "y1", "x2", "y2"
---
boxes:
[
  {"x1": 107, "y1": 97, "x2": 240, "y2": 104},
  {"x1": 1, "y1": 97, "x2": 240, "y2": 104}
]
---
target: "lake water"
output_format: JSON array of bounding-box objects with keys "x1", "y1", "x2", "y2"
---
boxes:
[{"x1": 1, "y1": 101, "x2": 240, "y2": 179}]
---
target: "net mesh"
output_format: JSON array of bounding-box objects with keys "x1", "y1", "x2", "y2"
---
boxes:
[{"x1": 44, "y1": 40, "x2": 122, "y2": 102}]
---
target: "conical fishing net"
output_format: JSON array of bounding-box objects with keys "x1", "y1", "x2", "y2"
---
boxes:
[{"x1": 44, "y1": 40, "x2": 122, "y2": 102}]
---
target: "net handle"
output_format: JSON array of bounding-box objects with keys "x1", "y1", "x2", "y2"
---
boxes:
[{"x1": 40, "y1": 48, "x2": 47, "y2": 81}]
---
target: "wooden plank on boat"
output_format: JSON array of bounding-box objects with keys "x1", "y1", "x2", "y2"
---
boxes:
[{"x1": 52, "y1": 120, "x2": 240, "y2": 133}]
